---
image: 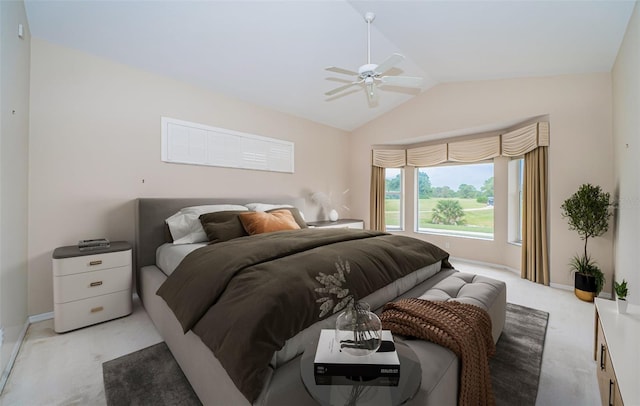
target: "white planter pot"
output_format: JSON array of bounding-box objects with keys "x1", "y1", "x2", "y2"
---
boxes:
[{"x1": 617, "y1": 299, "x2": 628, "y2": 314}]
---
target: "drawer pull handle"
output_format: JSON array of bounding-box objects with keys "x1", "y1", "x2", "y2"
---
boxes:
[
  {"x1": 89, "y1": 260, "x2": 103, "y2": 266},
  {"x1": 600, "y1": 344, "x2": 606, "y2": 370},
  {"x1": 90, "y1": 306, "x2": 104, "y2": 313},
  {"x1": 89, "y1": 281, "x2": 103, "y2": 287},
  {"x1": 609, "y1": 379, "x2": 614, "y2": 406}
]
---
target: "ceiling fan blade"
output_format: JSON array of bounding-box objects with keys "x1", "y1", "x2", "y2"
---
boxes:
[
  {"x1": 380, "y1": 75, "x2": 424, "y2": 88},
  {"x1": 375, "y1": 53, "x2": 405, "y2": 75},
  {"x1": 325, "y1": 66, "x2": 359, "y2": 76},
  {"x1": 325, "y1": 82, "x2": 358, "y2": 96}
]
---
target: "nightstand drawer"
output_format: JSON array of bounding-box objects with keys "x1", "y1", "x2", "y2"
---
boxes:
[
  {"x1": 54, "y1": 265, "x2": 131, "y2": 303},
  {"x1": 54, "y1": 290, "x2": 132, "y2": 333},
  {"x1": 53, "y1": 249, "x2": 131, "y2": 276}
]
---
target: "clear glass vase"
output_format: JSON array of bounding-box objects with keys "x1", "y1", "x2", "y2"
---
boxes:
[{"x1": 335, "y1": 302, "x2": 382, "y2": 356}]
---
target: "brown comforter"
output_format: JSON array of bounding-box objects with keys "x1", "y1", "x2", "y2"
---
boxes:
[{"x1": 157, "y1": 228, "x2": 451, "y2": 402}]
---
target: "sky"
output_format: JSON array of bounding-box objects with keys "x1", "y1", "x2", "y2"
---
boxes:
[
  {"x1": 386, "y1": 163, "x2": 493, "y2": 190},
  {"x1": 422, "y1": 163, "x2": 493, "y2": 189}
]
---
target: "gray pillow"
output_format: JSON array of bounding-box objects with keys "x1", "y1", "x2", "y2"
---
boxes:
[{"x1": 199, "y1": 211, "x2": 249, "y2": 243}]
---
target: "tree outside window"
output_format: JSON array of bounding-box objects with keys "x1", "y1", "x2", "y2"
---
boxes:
[
  {"x1": 384, "y1": 168, "x2": 403, "y2": 230},
  {"x1": 416, "y1": 163, "x2": 494, "y2": 239}
]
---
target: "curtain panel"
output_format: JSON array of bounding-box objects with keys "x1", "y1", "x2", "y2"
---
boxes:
[
  {"x1": 521, "y1": 146, "x2": 549, "y2": 285},
  {"x1": 370, "y1": 166, "x2": 386, "y2": 231}
]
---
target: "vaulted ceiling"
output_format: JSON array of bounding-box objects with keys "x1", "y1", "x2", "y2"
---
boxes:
[{"x1": 24, "y1": 0, "x2": 635, "y2": 131}]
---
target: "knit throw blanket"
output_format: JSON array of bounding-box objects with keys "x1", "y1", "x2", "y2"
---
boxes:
[{"x1": 380, "y1": 299, "x2": 496, "y2": 406}]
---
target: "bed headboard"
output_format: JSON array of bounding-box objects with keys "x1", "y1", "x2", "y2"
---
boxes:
[{"x1": 135, "y1": 197, "x2": 305, "y2": 272}]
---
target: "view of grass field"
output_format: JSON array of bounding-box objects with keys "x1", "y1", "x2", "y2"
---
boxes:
[{"x1": 385, "y1": 198, "x2": 494, "y2": 234}]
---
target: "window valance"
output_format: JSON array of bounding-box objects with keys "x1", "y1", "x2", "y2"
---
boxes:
[
  {"x1": 407, "y1": 144, "x2": 447, "y2": 167},
  {"x1": 372, "y1": 149, "x2": 406, "y2": 168},
  {"x1": 448, "y1": 136, "x2": 501, "y2": 162},
  {"x1": 501, "y1": 122, "x2": 549, "y2": 157},
  {"x1": 376, "y1": 121, "x2": 549, "y2": 168}
]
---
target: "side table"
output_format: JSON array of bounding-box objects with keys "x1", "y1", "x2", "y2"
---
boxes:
[{"x1": 52, "y1": 241, "x2": 132, "y2": 333}]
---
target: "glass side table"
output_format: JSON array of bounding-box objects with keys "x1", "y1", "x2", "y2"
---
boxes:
[{"x1": 300, "y1": 336, "x2": 422, "y2": 406}]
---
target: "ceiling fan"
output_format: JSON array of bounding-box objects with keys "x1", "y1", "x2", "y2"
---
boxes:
[{"x1": 325, "y1": 12, "x2": 424, "y2": 103}]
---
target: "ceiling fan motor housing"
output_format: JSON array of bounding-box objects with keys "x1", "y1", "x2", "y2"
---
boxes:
[{"x1": 358, "y1": 63, "x2": 379, "y2": 79}]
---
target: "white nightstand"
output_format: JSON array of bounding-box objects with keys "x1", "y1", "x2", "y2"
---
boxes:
[
  {"x1": 52, "y1": 241, "x2": 132, "y2": 333},
  {"x1": 306, "y1": 219, "x2": 365, "y2": 229}
]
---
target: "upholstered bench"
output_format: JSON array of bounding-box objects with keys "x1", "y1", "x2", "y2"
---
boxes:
[
  {"x1": 257, "y1": 270, "x2": 507, "y2": 406},
  {"x1": 397, "y1": 271, "x2": 507, "y2": 405}
]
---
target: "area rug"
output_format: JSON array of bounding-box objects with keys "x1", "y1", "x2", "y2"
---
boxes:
[
  {"x1": 103, "y1": 342, "x2": 201, "y2": 406},
  {"x1": 103, "y1": 303, "x2": 548, "y2": 406},
  {"x1": 491, "y1": 303, "x2": 548, "y2": 406}
]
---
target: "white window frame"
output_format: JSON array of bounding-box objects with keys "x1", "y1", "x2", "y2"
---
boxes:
[
  {"x1": 384, "y1": 168, "x2": 404, "y2": 232},
  {"x1": 507, "y1": 158, "x2": 524, "y2": 245},
  {"x1": 415, "y1": 162, "x2": 495, "y2": 240}
]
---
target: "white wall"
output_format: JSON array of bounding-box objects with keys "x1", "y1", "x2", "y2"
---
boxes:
[
  {"x1": 349, "y1": 74, "x2": 614, "y2": 291},
  {"x1": 28, "y1": 39, "x2": 350, "y2": 315},
  {"x1": 0, "y1": 0, "x2": 30, "y2": 376},
  {"x1": 612, "y1": 1, "x2": 640, "y2": 305}
]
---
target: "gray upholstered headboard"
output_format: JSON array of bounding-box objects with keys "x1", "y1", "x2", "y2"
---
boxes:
[{"x1": 135, "y1": 197, "x2": 305, "y2": 272}]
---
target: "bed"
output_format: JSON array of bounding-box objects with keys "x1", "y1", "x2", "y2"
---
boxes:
[{"x1": 135, "y1": 197, "x2": 501, "y2": 405}]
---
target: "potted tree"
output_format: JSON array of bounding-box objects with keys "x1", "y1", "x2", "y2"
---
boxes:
[
  {"x1": 561, "y1": 184, "x2": 612, "y2": 302},
  {"x1": 614, "y1": 279, "x2": 628, "y2": 314}
]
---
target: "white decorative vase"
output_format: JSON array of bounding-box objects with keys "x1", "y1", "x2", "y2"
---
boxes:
[
  {"x1": 329, "y1": 209, "x2": 339, "y2": 222},
  {"x1": 617, "y1": 299, "x2": 628, "y2": 314}
]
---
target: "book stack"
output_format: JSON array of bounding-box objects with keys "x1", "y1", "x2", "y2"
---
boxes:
[
  {"x1": 78, "y1": 238, "x2": 110, "y2": 251},
  {"x1": 314, "y1": 329, "x2": 400, "y2": 386}
]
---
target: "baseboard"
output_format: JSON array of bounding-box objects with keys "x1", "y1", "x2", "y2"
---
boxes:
[
  {"x1": 28, "y1": 312, "x2": 53, "y2": 324},
  {"x1": 550, "y1": 282, "x2": 573, "y2": 291},
  {"x1": 550, "y1": 282, "x2": 613, "y2": 299},
  {"x1": 449, "y1": 256, "x2": 520, "y2": 275},
  {"x1": 0, "y1": 311, "x2": 55, "y2": 394},
  {"x1": 0, "y1": 319, "x2": 29, "y2": 394},
  {"x1": 452, "y1": 258, "x2": 614, "y2": 299}
]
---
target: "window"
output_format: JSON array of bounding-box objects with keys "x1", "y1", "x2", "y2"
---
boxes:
[
  {"x1": 416, "y1": 162, "x2": 494, "y2": 239},
  {"x1": 508, "y1": 158, "x2": 524, "y2": 244},
  {"x1": 384, "y1": 168, "x2": 403, "y2": 231}
]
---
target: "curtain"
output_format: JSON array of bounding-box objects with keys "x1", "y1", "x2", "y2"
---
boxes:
[
  {"x1": 370, "y1": 149, "x2": 404, "y2": 232},
  {"x1": 502, "y1": 122, "x2": 550, "y2": 157},
  {"x1": 407, "y1": 144, "x2": 447, "y2": 167},
  {"x1": 521, "y1": 146, "x2": 549, "y2": 285},
  {"x1": 370, "y1": 166, "x2": 386, "y2": 231},
  {"x1": 372, "y1": 149, "x2": 406, "y2": 168}
]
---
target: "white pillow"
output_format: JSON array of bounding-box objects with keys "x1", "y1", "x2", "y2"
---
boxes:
[
  {"x1": 245, "y1": 203, "x2": 294, "y2": 212},
  {"x1": 166, "y1": 205, "x2": 248, "y2": 244}
]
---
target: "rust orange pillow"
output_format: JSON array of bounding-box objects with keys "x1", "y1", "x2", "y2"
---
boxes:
[{"x1": 239, "y1": 210, "x2": 301, "y2": 235}]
